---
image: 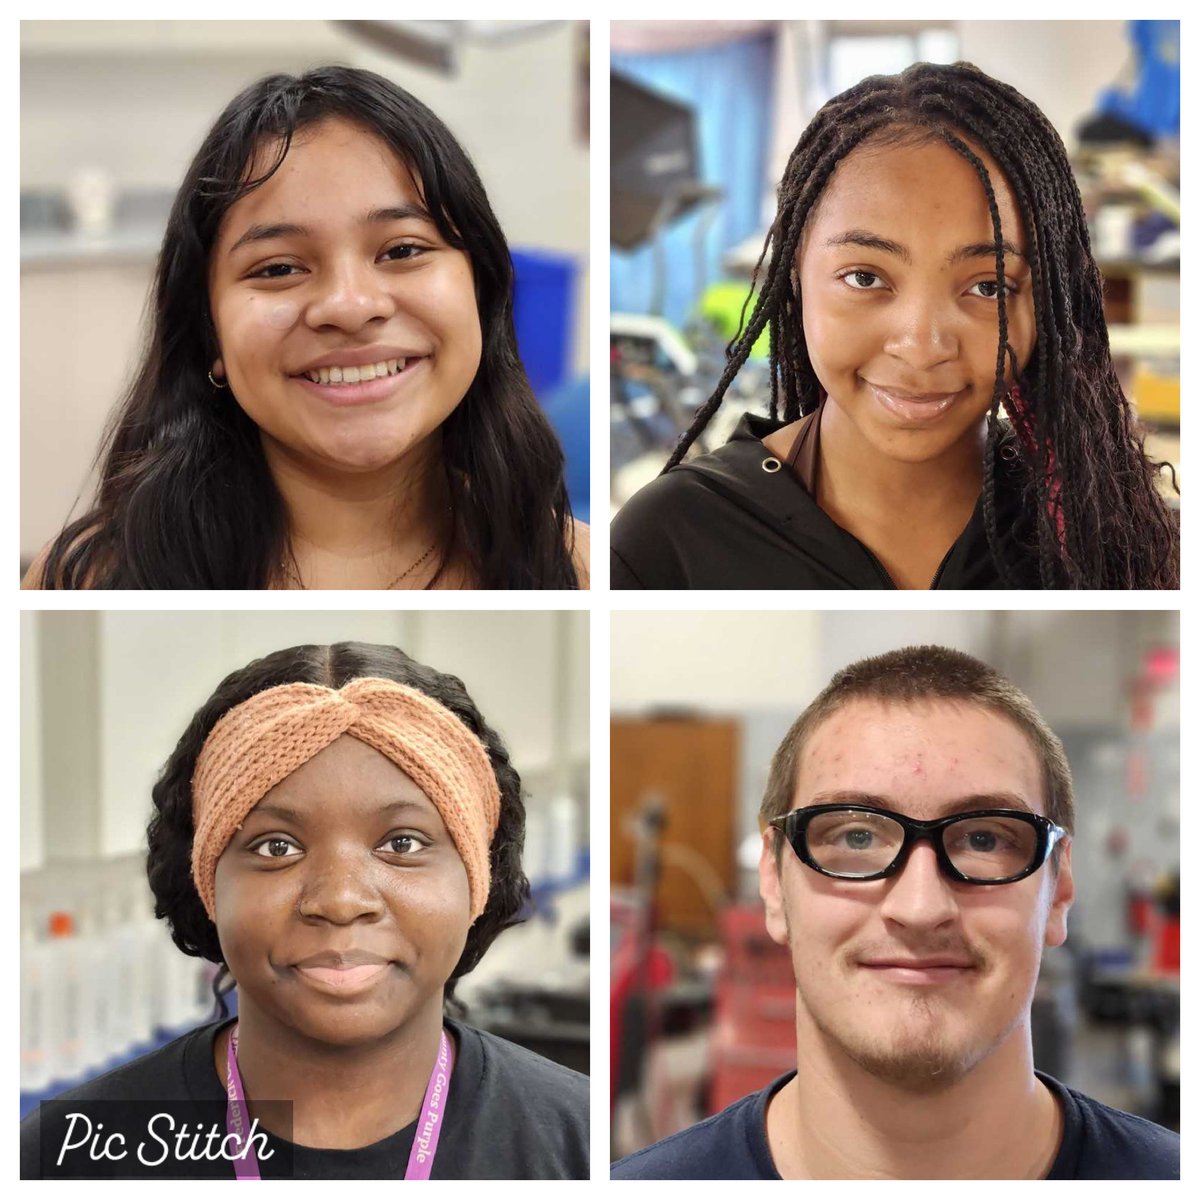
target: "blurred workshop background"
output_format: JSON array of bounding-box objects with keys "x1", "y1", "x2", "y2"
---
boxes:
[
  {"x1": 20, "y1": 19, "x2": 590, "y2": 575},
  {"x1": 21, "y1": 610, "x2": 589, "y2": 1114},
  {"x1": 610, "y1": 610, "x2": 1179, "y2": 1157},
  {"x1": 610, "y1": 20, "x2": 1180, "y2": 517}
]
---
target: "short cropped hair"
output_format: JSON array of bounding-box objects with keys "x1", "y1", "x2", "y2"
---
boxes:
[{"x1": 762, "y1": 645, "x2": 1074, "y2": 864}]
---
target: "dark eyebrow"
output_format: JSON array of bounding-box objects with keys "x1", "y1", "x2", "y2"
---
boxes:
[
  {"x1": 825, "y1": 230, "x2": 910, "y2": 264},
  {"x1": 824, "y1": 230, "x2": 1025, "y2": 268},
  {"x1": 949, "y1": 239, "x2": 1025, "y2": 265},
  {"x1": 803, "y1": 790, "x2": 1037, "y2": 816},
  {"x1": 227, "y1": 203, "x2": 434, "y2": 257},
  {"x1": 245, "y1": 798, "x2": 430, "y2": 823}
]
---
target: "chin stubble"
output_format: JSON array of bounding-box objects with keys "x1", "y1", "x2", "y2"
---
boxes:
[{"x1": 788, "y1": 935, "x2": 1011, "y2": 1096}]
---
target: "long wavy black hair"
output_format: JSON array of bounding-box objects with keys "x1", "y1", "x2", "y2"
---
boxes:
[
  {"x1": 666, "y1": 61, "x2": 1178, "y2": 589},
  {"x1": 145, "y1": 641, "x2": 530, "y2": 1013},
  {"x1": 42, "y1": 66, "x2": 578, "y2": 589}
]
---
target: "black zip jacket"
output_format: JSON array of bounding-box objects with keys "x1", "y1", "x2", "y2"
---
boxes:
[{"x1": 611, "y1": 413, "x2": 1039, "y2": 590}]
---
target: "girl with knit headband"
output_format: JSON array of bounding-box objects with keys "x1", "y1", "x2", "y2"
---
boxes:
[{"x1": 21, "y1": 642, "x2": 588, "y2": 1179}]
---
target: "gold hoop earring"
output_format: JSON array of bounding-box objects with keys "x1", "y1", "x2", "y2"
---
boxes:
[{"x1": 208, "y1": 370, "x2": 229, "y2": 390}]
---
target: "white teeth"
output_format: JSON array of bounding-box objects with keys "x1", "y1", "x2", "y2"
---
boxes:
[{"x1": 304, "y1": 359, "x2": 408, "y2": 385}]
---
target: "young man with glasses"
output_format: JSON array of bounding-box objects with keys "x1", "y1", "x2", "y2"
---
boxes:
[{"x1": 612, "y1": 645, "x2": 1179, "y2": 1179}]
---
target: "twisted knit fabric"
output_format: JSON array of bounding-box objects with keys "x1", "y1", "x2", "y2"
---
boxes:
[{"x1": 191, "y1": 678, "x2": 501, "y2": 922}]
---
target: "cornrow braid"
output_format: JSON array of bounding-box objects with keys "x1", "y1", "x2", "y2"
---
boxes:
[{"x1": 663, "y1": 61, "x2": 1179, "y2": 589}]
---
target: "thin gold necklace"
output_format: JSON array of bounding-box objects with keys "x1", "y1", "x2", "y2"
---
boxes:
[{"x1": 282, "y1": 538, "x2": 440, "y2": 590}]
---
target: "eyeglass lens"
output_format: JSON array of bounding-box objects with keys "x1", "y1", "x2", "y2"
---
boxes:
[{"x1": 805, "y1": 810, "x2": 1039, "y2": 880}]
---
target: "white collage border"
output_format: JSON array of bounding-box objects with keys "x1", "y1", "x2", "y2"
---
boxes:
[{"x1": 11, "y1": 3, "x2": 1191, "y2": 1191}]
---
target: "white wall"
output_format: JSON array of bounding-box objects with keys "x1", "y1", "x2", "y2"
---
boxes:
[
  {"x1": 769, "y1": 21, "x2": 1130, "y2": 196},
  {"x1": 93, "y1": 611, "x2": 419, "y2": 857},
  {"x1": 956, "y1": 21, "x2": 1129, "y2": 145},
  {"x1": 612, "y1": 609, "x2": 1177, "y2": 731},
  {"x1": 24, "y1": 610, "x2": 588, "y2": 865},
  {"x1": 415, "y1": 611, "x2": 567, "y2": 775},
  {"x1": 611, "y1": 610, "x2": 822, "y2": 712},
  {"x1": 20, "y1": 615, "x2": 44, "y2": 872},
  {"x1": 20, "y1": 21, "x2": 589, "y2": 268},
  {"x1": 818, "y1": 610, "x2": 994, "y2": 683},
  {"x1": 20, "y1": 266, "x2": 152, "y2": 559}
]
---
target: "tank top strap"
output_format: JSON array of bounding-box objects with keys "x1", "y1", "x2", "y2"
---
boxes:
[{"x1": 784, "y1": 400, "x2": 824, "y2": 493}]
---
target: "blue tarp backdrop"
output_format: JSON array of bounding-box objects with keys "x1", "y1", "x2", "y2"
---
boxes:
[{"x1": 611, "y1": 34, "x2": 775, "y2": 330}]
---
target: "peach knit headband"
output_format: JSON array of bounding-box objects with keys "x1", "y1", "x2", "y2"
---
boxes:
[{"x1": 191, "y1": 678, "x2": 501, "y2": 922}]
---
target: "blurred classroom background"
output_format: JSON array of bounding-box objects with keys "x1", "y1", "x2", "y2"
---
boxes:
[
  {"x1": 20, "y1": 18, "x2": 590, "y2": 575},
  {"x1": 610, "y1": 20, "x2": 1180, "y2": 517},
  {"x1": 610, "y1": 610, "x2": 1179, "y2": 1157},
  {"x1": 21, "y1": 610, "x2": 589, "y2": 1113}
]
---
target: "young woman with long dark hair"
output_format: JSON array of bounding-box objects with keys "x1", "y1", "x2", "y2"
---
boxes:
[
  {"x1": 26, "y1": 67, "x2": 586, "y2": 589},
  {"x1": 611, "y1": 61, "x2": 1178, "y2": 590},
  {"x1": 21, "y1": 642, "x2": 589, "y2": 1179}
]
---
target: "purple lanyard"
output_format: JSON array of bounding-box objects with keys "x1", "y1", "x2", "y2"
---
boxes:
[{"x1": 225, "y1": 1023, "x2": 455, "y2": 1180}]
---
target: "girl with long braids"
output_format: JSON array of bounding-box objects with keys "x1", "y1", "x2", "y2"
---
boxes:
[
  {"x1": 26, "y1": 66, "x2": 587, "y2": 590},
  {"x1": 611, "y1": 61, "x2": 1178, "y2": 589}
]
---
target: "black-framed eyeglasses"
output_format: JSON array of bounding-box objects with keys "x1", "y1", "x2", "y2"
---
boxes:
[{"x1": 769, "y1": 805, "x2": 1068, "y2": 884}]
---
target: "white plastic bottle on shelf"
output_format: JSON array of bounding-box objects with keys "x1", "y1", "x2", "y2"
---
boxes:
[
  {"x1": 524, "y1": 807, "x2": 547, "y2": 889},
  {"x1": 20, "y1": 912, "x2": 52, "y2": 1094},
  {"x1": 75, "y1": 901, "x2": 111, "y2": 1077},
  {"x1": 136, "y1": 894, "x2": 167, "y2": 1039},
  {"x1": 196, "y1": 959, "x2": 220, "y2": 1025},
  {"x1": 158, "y1": 918, "x2": 185, "y2": 1033},
  {"x1": 547, "y1": 791, "x2": 579, "y2": 885},
  {"x1": 172, "y1": 947, "x2": 202, "y2": 1029},
  {"x1": 99, "y1": 895, "x2": 122, "y2": 1062},
  {"x1": 40, "y1": 914, "x2": 62, "y2": 1086},
  {"x1": 166, "y1": 938, "x2": 188, "y2": 1031},
  {"x1": 118, "y1": 888, "x2": 152, "y2": 1053},
  {"x1": 187, "y1": 949, "x2": 214, "y2": 1026},
  {"x1": 98, "y1": 892, "x2": 135, "y2": 1064},
  {"x1": 46, "y1": 910, "x2": 85, "y2": 1085},
  {"x1": 163, "y1": 922, "x2": 205, "y2": 1033}
]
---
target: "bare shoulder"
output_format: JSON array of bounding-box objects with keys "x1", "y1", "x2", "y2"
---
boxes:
[
  {"x1": 22, "y1": 530, "x2": 103, "y2": 589},
  {"x1": 569, "y1": 519, "x2": 590, "y2": 589},
  {"x1": 21, "y1": 542, "x2": 54, "y2": 590}
]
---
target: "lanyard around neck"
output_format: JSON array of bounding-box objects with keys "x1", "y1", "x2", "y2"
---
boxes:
[{"x1": 224, "y1": 1023, "x2": 455, "y2": 1180}]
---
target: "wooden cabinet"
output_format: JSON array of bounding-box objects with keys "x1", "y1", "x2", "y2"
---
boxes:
[{"x1": 611, "y1": 716, "x2": 739, "y2": 939}]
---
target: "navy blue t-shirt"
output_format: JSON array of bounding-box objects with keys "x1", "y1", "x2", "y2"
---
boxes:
[{"x1": 612, "y1": 1070, "x2": 1179, "y2": 1180}]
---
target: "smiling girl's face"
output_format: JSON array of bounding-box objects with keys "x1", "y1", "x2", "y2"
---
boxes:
[
  {"x1": 212, "y1": 734, "x2": 472, "y2": 1047},
  {"x1": 796, "y1": 132, "x2": 1036, "y2": 467},
  {"x1": 207, "y1": 117, "x2": 483, "y2": 476}
]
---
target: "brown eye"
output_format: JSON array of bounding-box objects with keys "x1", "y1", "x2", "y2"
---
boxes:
[
  {"x1": 251, "y1": 837, "x2": 300, "y2": 859},
  {"x1": 841, "y1": 270, "x2": 883, "y2": 290},
  {"x1": 381, "y1": 833, "x2": 428, "y2": 856},
  {"x1": 968, "y1": 279, "x2": 1016, "y2": 300},
  {"x1": 382, "y1": 244, "x2": 426, "y2": 263},
  {"x1": 249, "y1": 262, "x2": 302, "y2": 280}
]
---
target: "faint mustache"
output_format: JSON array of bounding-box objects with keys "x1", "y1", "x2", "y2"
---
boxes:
[{"x1": 854, "y1": 942, "x2": 984, "y2": 969}]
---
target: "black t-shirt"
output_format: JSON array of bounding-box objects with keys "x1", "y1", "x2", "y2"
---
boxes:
[
  {"x1": 611, "y1": 414, "x2": 1039, "y2": 590},
  {"x1": 610, "y1": 1069, "x2": 1179, "y2": 1179},
  {"x1": 22, "y1": 1017, "x2": 589, "y2": 1179}
]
